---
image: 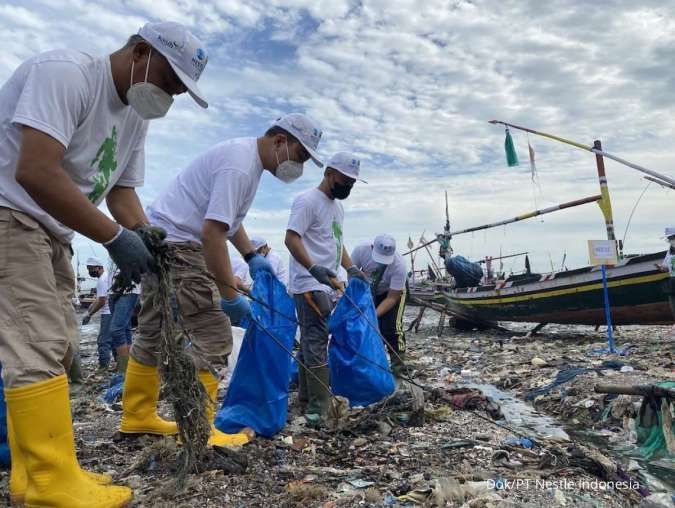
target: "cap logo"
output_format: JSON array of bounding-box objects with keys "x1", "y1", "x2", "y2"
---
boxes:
[
  {"x1": 157, "y1": 34, "x2": 184, "y2": 51},
  {"x1": 191, "y1": 49, "x2": 207, "y2": 78}
]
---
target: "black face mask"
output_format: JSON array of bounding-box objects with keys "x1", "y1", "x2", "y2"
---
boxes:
[{"x1": 331, "y1": 182, "x2": 353, "y2": 200}]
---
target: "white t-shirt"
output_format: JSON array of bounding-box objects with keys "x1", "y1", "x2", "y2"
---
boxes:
[
  {"x1": 0, "y1": 50, "x2": 148, "y2": 242},
  {"x1": 96, "y1": 270, "x2": 111, "y2": 315},
  {"x1": 231, "y1": 255, "x2": 251, "y2": 286},
  {"x1": 287, "y1": 188, "x2": 344, "y2": 294},
  {"x1": 267, "y1": 250, "x2": 289, "y2": 287},
  {"x1": 351, "y1": 242, "x2": 408, "y2": 296},
  {"x1": 146, "y1": 137, "x2": 264, "y2": 244},
  {"x1": 665, "y1": 251, "x2": 675, "y2": 276}
]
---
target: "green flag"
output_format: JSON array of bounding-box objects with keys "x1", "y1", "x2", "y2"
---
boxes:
[{"x1": 504, "y1": 127, "x2": 519, "y2": 167}]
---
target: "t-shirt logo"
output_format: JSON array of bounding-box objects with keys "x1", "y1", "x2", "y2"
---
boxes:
[
  {"x1": 331, "y1": 219, "x2": 343, "y2": 271},
  {"x1": 88, "y1": 126, "x2": 118, "y2": 203}
]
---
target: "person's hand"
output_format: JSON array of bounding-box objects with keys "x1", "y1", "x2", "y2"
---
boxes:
[
  {"x1": 220, "y1": 295, "x2": 251, "y2": 324},
  {"x1": 309, "y1": 265, "x2": 337, "y2": 287},
  {"x1": 81, "y1": 314, "x2": 91, "y2": 326},
  {"x1": 247, "y1": 253, "x2": 274, "y2": 277},
  {"x1": 655, "y1": 263, "x2": 668, "y2": 273},
  {"x1": 133, "y1": 224, "x2": 167, "y2": 253},
  {"x1": 347, "y1": 265, "x2": 367, "y2": 282},
  {"x1": 104, "y1": 227, "x2": 155, "y2": 283}
]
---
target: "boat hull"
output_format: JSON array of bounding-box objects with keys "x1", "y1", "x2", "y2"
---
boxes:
[{"x1": 434, "y1": 252, "x2": 673, "y2": 326}]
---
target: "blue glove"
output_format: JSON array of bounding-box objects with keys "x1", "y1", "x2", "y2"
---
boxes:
[
  {"x1": 220, "y1": 295, "x2": 251, "y2": 324},
  {"x1": 247, "y1": 253, "x2": 274, "y2": 277}
]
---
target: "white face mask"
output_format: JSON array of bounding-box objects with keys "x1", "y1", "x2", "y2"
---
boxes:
[
  {"x1": 126, "y1": 50, "x2": 173, "y2": 120},
  {"x1": 274, "y1": 141, "x2": 303, "y2": 183}
]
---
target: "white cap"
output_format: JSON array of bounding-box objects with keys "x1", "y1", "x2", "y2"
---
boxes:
[
  {"x1": 272, "y1": 113, "x2": 323, "y2": 167},
  {"x1": 86, "y1": 257, "x2": 104, "y2": 267},
  {"x1": 251, "y1": 236, "x2": 267, "y2": 250},
  {"x1": 665, "y1": 227, "x2": 675, "y2": 238},
  {"x1": 372, "y1": 234, "x2": 396, "y2": 265},
  {"x1": 138, "y1": 21, "x2": 209, "y2": 108},
  {"x1": 327, "y1": 152, "x2": 366, "y2": 183}
]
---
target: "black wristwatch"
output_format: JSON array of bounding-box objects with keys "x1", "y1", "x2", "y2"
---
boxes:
[{"x1": 243, "y1": 251, "x2": 257, "y2": 262}]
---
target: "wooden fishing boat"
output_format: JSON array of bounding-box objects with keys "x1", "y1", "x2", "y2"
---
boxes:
[
  {"x1": 428, "y1": 251, "x2": 671, "y2": 326},
  {"x1": 405, "y1": 120, "x2": 675, "y2": 328}
]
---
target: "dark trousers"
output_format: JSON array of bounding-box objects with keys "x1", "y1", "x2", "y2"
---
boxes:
[
  {"x1": 294, "y1": 291, "x2": 333, "y2": 368},
  {"x1": 374, "y1": 290, "x2": 407, "y2": 369},
  {"x1": 96, "y1": 314, "x2": 113, "y2": 367}
]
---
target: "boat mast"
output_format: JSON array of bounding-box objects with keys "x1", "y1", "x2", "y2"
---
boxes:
[{"x1": 593, "y1": 140, "x2": 619, "y2": 256}]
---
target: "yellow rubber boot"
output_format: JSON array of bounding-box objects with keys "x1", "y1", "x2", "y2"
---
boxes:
[
  {"x1": 120, "y1": 358, "x2": 177, "y2": 436},
  {"x1": 7, "y1": 416, "x2": 112, "y2": 505},
  {"x1": 198, "y1": 371, "x2": 255, "y2": 447},
  {"x1": 4, "y1": 375, "x2": 132, "y2": 508}
]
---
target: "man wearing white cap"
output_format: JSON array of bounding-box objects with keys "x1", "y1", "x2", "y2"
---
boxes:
[
  {"x1": 81, "y1": 258, "x2": 114, "y2": 370},
  {"x1": 351, "y1": 234, "x2": 409, "y2": 377},
  {"x1": 122, "y1": 113, "x2": 324, "y2": 447},
  {"x1": 0, "y1": 21, "x2": 210, "y2": 506},
  {"x1": 251, "y1": 236, "x2": 289, "y2": 287},
  {"x1": 230, "y1": 254, "x2": 252, "y2": 292},
  {"x1": 285, "y1": 151, "x2": 367, "y2": 421},
  {"x1": 656, "y1": 228, "x2": 675, "y2": 331}
]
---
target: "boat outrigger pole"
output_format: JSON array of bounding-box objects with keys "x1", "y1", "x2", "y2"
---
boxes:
[
  {"x1": 403, "y1": 194, "x2": 602, "y2": 256},
  {"x1": 477, "y1": 251, "x2": 528, "y2": 264},
  {"x1": 644, "y1": 175, "x2": 675, "y2": 190},
  {"x1": 487, "y1": 120, "x2": 675, "y2": 188}
]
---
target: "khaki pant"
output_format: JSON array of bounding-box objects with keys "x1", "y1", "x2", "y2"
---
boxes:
[
  {"x1": 0, "y1": 207, "x2": 78, "y2": 388},
  {"x1": 130, "y1": 242, "x2": 232, "y2": 371}
]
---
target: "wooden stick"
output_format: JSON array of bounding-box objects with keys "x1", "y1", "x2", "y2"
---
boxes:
[
  {"x1": 594, "y1": 384, "x2": 675, "y2": 399},
  {"x1": 403, "y1": 195, "x2": 601, "y2": 256}
]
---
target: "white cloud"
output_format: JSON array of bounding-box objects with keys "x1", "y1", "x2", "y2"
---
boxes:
[{"x1": 4, "y1": 0, "x2": 675, "y2": 275}]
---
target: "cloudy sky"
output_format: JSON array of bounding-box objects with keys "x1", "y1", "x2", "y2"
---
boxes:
[{"x1": 2, "y1": 0, "x2": 674, "y2": 279}]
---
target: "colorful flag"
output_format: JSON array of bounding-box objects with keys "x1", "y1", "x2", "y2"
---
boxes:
[
  {"x1": 528, "y1": 140, "x2": 537, "y2": 180},
  {"x1": 505, "y1": 127, "x2": 519, "y2": 167}
]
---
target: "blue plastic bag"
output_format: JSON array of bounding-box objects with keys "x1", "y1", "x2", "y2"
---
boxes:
[
  {"x1": 328, "y1": 279, "x2": 395, "y2": 407},
  {"x1": 215, "y1": 271, "x2": 297, "y2": 438},
  {"x1": 0, "y1": 364, "x2": 10, "y2": 466},
  {"x1": 102, "y1": 373, "x2": 125, "y2": 405},
  {"x1": 445, "y1": 255, "x2": 483, "y2": 288},
  {"x1": 289, "y1": 355, "x2": 299, "y2": 386}
]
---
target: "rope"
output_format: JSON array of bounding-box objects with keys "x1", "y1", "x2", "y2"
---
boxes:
[
  {"x1": 232, "y1": 280, "x2": 547, "y2": 445},
  {"x1": 621, "y1": 180, "x2": 652, "y2": 251},
  {"x1": 227, "y1": 282, "x2": 423, "y2": 389}
]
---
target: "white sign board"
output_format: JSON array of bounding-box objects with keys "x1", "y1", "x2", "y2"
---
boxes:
[{"x1": 588, "y1": 240, "x2": 618, "y2": 266}]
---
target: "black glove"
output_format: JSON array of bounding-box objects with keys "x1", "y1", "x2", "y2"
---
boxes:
[
  {"x1": 104, "y1": 227, "x2": 154, "y2": 284},
  {"x1": 309, "y1": 265, "x2": 338, "y2": 287},
  {"x1": 133, "y1": 224, "x2": 167, "y2": 253},
  {"x1": 81, "y1": 314, "x2": 91, "y2": 325},
  {"x1": 347, "y1": 265, "x2": 367, "y2": 282}
]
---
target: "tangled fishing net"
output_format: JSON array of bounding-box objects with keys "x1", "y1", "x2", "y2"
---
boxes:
[{"x1": 114, "y1": 229, "x2": 211, "y2": 488}]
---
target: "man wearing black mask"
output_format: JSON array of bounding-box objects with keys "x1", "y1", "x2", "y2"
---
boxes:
[{"x1": 285, "y1": 152, "x2": 367, "y2": 424}]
